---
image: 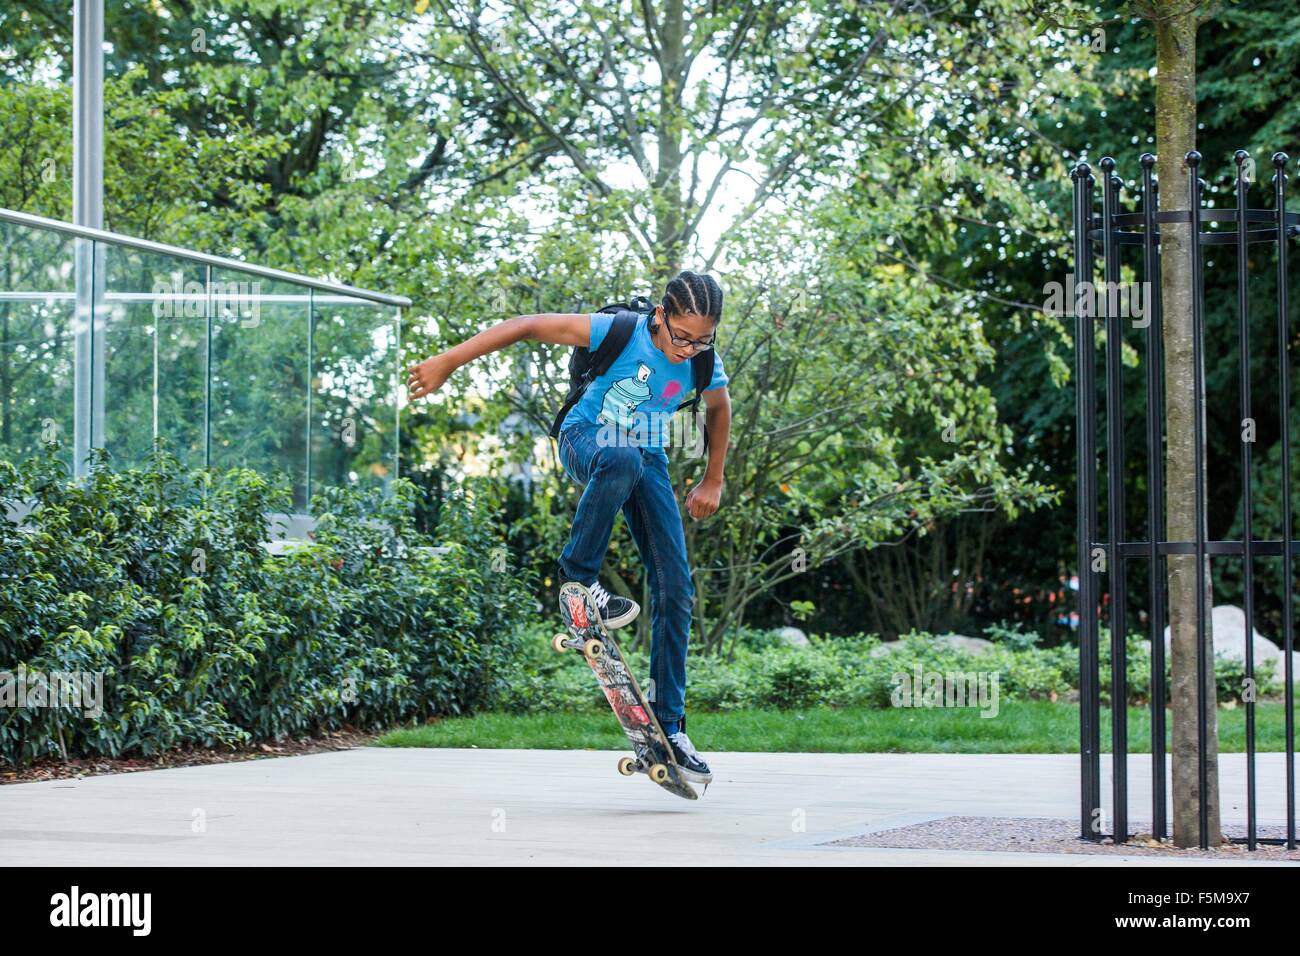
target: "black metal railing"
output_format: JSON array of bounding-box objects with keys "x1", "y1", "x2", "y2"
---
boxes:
[{"x1": 1071, "y1": 150, "x2": 1300, "y2": 851}]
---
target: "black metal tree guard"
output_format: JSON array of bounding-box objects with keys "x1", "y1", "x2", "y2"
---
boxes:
[{"x1": 1072, "y1": 150, "x2": 1299, "y2": 851}]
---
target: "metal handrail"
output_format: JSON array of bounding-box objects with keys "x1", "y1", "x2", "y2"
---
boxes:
[
  {"x1": 0, "y1": 291, "x2": 391, "y2": 305},
  {"x1": 0, "y1": 206, "x2": 412, "y2": 308}
]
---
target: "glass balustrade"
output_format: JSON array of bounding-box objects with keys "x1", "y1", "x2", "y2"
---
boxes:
[{"x1": 0, "y1": 210, "x2": 405, "y2": 513}]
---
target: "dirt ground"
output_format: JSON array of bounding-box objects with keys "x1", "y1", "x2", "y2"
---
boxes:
[
  {"x1": 827, "y1": 815, "x2": 1300, "y2": 861},
  {"x1": 1, "y1": 727, "x2": 378, "y2": 785}
]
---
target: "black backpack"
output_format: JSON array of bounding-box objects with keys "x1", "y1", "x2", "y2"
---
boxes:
[{"x1": 548, "y1": 296, "x2": 716, "y2": 452}]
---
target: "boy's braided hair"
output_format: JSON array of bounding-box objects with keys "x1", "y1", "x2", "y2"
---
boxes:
[{"x1": 658, "y1": 270, "x2": 723, "y2": 325}]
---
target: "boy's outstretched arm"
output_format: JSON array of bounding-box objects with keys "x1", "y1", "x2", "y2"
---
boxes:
[
  {"x1": 406, "y1": 313, "x2": 589, "y2": 399},
  {"x1": 686, "y1": 385, "x2": 731, "y2": 521}
]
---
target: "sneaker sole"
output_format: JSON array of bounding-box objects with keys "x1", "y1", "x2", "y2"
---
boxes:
[{"x1": 602, "y1": 601, "x2": 641, "y2": 629}]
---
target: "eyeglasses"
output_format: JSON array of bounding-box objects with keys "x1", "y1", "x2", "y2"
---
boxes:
[{"x1": 661, "y1": 312, "x2": 716, "y2": 351}]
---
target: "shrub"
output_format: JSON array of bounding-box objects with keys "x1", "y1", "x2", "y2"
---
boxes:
[
  {"x1": 983, "y1": 620, "x2": 1042, "y2": 651},
  {"x1": 0, "y1": 444, "x2": 536, "y2": 765},
  {"x1": 493, "y1": 623, "x2": 1274, "y2": 718}
]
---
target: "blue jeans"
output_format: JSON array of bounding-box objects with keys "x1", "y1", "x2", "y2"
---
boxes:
[{"x1": 558, "y1": 419, "x2": 693, "y2": 730}]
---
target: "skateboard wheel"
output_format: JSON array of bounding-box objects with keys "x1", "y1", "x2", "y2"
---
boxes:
[
  {"x1": 583, "y1": 638, "x2": 604, "y2": 660},
  {"x1": 617, "y1": 757, "x2": 636, "y2": 776},
  {"x1": 649, "y1": 763, "x2": 669, "y2": 784},
  {"x1": 551, "y1": 633, "x2": 569, "y2": 653}
]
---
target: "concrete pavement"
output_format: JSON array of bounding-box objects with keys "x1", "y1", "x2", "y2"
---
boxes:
[{"x1": 0, "y1": 749, "x2": 1294, "y2": 865}]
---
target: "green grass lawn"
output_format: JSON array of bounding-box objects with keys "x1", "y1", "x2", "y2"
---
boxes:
[{"x1": 374, "y1": 700, "x2": 1296, "y2": 754}]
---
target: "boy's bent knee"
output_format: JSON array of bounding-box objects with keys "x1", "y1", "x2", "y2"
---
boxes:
[{"x1": 592, "y1": 445, "x2": 643, "y2": 486}]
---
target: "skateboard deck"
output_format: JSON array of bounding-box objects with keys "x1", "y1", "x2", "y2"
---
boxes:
[{"x1": 555, "y1": 582, "x2": 698, "y2": 800}]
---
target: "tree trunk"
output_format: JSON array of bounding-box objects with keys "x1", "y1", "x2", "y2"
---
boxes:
[
  {"x1": 653, "y1": 0, "x2": 687, "y2": 282},
  {"x1": 1154, "y1": 0, "x2": 1221, "y2": 848}
]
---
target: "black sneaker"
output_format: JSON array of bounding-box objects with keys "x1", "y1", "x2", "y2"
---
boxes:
[
  {"x1": 666, "y1": 729, "x2": 712, "y2": 785},
  {"x1": 559, "y1": 572, "x2": 640, "y2": 629}
]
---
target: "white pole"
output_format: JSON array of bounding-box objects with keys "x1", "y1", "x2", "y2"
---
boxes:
[{"x1": 72, "y1": 0, "x2": 105, "y2": 478}]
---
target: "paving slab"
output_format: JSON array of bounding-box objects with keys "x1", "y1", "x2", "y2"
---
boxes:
[{"x1": 0, "y1": 749, "x2": 1293, "y2": 866}]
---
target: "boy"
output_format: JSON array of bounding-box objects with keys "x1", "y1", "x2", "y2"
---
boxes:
[{"x1": 406, "y1": 270, "x2": 731, "y2": 783}]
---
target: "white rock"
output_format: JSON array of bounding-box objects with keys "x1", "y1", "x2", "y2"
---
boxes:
[
  {"x1": 774, "y1": 626, "x2": 809, "y2": 647},
  {"x1": 867, "y1": 634, "x2": 995, "y2": 657},
  {"x1": 933, "y1": 634, "x2": 996, "y2": 656},
  {"x1": 1160, "y1": 605, "x2": 1281, "y2": 664},
  {"x1": 1149, "y1": 605, "x2": 1299, "y2": 684}
]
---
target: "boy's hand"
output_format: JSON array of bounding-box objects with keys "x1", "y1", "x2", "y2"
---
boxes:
[
  {"x1": 406, "y1": 354, "x2": 452, "y2": 400},
  {"x1": 685, "y1": 477, "x2": 723, "y2": 521}
]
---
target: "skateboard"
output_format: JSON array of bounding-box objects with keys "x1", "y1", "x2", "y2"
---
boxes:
[{"x1": 553, "y1": 581, "x2": 699, "y2": 800}]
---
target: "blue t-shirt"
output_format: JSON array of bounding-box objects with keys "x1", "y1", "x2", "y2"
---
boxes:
[{"x1": 561, "y1": 311, "x2": 728, "y2": 458}]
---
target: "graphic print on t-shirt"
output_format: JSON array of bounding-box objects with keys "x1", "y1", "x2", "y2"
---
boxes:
[
  {"x1": 647, "y1": 379, "x2": 683, "y2": 413},
  {"x1": 561, "y1": 311, "x2": 729, "y2": 458},
  {"x1": 596, "y1": 362, "x2": 654, "y2": 429}
]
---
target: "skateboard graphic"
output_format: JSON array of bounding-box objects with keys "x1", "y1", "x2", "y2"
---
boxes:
[{"x1": 553, "y1": 581, "x2": 699, "y2": 800}]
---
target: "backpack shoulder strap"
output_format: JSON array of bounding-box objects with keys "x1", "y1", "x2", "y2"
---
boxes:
[
  {"x1": 548, "y1": 311, "x2": 640, "y2": 438},
  {"x1": 588, "y1": 310, "x2": 639, "y2": 378},
  {"x1": 692, "y1": 350, "x2": 715, "y2": 395},
  {"x1": 675, "y1": 350, "x2": 715, "y2": 409},
  {"x1": 674, "y1": 350, "x2": 717, "y2": 454}
]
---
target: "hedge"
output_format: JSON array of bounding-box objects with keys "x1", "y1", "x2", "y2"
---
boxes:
[{"x1": 0, "y1": 445, "x2": 535, "y2": 765}]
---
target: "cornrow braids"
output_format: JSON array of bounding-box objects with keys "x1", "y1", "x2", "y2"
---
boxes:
[{"x1": 659, "y1": 270, "x2": 724, "y2": 325}]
